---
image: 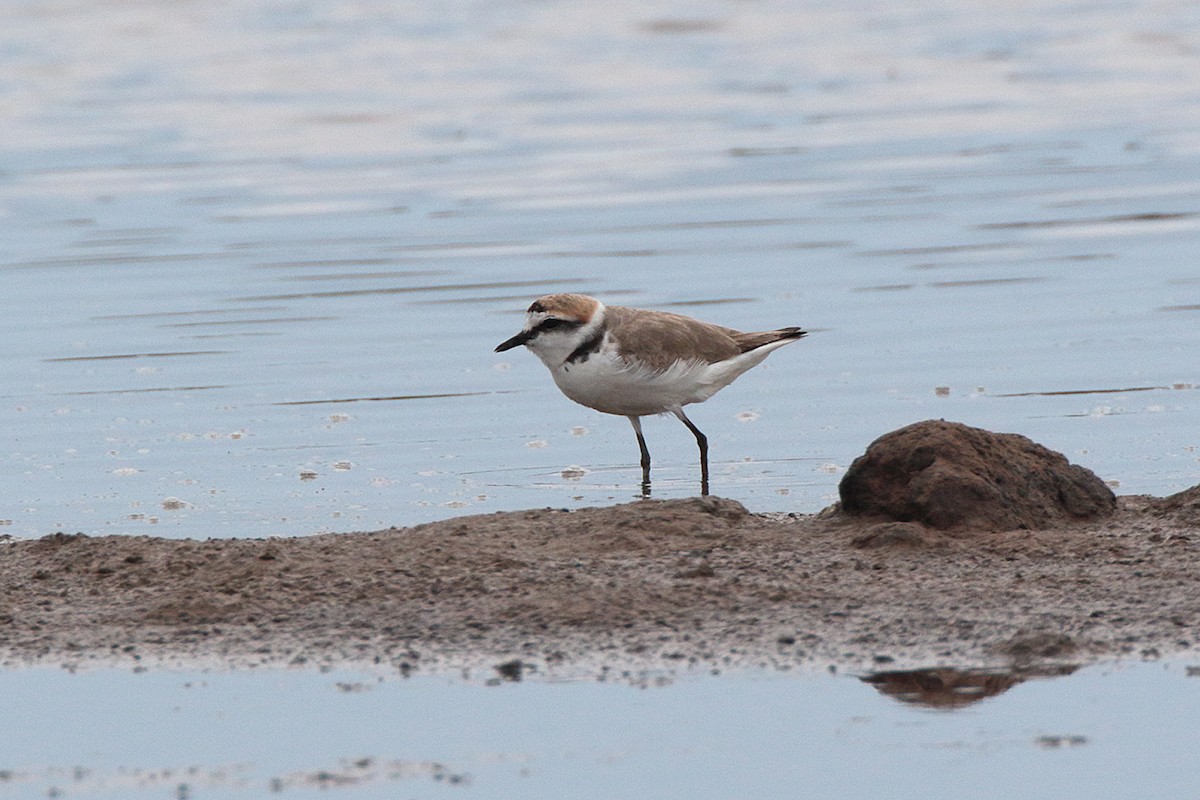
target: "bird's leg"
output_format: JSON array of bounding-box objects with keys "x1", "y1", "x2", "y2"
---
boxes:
[
  {"x1": 672, "y1": 408, "x2": 709, "y2": 496},
  {"x1": 628, "y1": 416, "x2": 652, "y2": 497}
]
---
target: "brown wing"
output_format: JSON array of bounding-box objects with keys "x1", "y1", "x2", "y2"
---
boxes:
[{"x1": 606, "y1": 306, "x2": 743, "y2": 370}]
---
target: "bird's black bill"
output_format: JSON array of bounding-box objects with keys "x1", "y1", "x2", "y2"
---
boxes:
[{"x1": 494, "y1": 330, "x2": 533, "y2": 352}]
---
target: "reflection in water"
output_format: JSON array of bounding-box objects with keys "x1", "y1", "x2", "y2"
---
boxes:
[{"x1": 862, "y1": 665, "x2": 1078, "y2": 709}]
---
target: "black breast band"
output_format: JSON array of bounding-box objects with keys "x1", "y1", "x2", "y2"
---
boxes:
[{"x1": 565, "y1": 326, "x2": 605, "y2": 365}]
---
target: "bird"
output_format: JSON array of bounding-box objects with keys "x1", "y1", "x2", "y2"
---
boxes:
[{"x1": 494, "y1": 293, "x2": 807, "y2": 495}]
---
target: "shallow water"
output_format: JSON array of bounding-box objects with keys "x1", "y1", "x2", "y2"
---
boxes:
[
  {"x1": 0, "y1": 661, "x2": 1196, "y2": 799},
  {"x1": 4, "y1": 1, "x2": 1200, "y2": 539}
]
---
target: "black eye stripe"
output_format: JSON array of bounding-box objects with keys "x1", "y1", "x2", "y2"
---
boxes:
[{"x1": 534, "y1": 317, "x2": 581, "y2": 334}]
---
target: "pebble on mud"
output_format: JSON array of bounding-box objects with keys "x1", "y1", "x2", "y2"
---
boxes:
[{"x1": 837, "y1": 420, "x2": 1117, "y2": 531}]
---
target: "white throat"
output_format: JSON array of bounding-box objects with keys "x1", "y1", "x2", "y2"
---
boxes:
[{"x1": 527, "y1": 302, "x2": 607, "y2": 370}]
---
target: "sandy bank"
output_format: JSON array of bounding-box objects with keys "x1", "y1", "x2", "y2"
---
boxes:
[{"x1": 1, "y1": 492, "x2": 1196, "y2": 678}]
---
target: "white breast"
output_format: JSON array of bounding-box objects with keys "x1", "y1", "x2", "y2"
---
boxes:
[{"x1": 546, "y1": 336, "x2": 760, "y2": 417}]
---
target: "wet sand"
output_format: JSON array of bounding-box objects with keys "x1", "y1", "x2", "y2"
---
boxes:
[{"x1": 2, "y1": 492, "x2": 1196, "y2": 676}]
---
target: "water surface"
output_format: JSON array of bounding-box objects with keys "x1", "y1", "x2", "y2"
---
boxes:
[
  {"x1": 0, "y1": 661, "x2": 1196, "y2": 799},
  {"x1": 3, "y1": 0, "x2": 1199, "y2": 538}
]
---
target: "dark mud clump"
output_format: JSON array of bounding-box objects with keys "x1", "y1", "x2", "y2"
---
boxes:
[{"x1": 837, "y1": 419, "x2": 1117, "y2": 531}]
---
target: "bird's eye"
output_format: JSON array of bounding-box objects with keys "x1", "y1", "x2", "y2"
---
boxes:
[{"x1": 540, "y1": 318, "x2": 563, "y2": 331}]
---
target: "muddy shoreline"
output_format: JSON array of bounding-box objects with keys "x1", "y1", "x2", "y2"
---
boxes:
[{"x1": 2, "y1": 492, "x2": 1197, "y2": 677}]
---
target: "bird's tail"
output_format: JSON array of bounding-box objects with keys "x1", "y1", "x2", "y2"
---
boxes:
[{"x1": 733, "y1": 327, "x2": 807, "y2": 353}]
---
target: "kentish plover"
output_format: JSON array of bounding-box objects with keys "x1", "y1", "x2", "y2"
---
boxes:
[{"x1": 495, "y1": 293, "x2": 807, "y2": 495}]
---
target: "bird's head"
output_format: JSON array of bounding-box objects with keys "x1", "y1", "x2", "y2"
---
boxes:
[{"x1": 495, "y1": 293, "x2": 605, "y2": 364}]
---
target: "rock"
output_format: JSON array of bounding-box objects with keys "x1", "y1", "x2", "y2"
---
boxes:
[{"x1": 838, "y1": 420, "x2": 1116, "y2": 531}]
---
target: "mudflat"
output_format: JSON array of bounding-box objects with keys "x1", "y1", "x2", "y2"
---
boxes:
[{"x1": 2, "y1": 492, "x2": 1196, "y2": 676}]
